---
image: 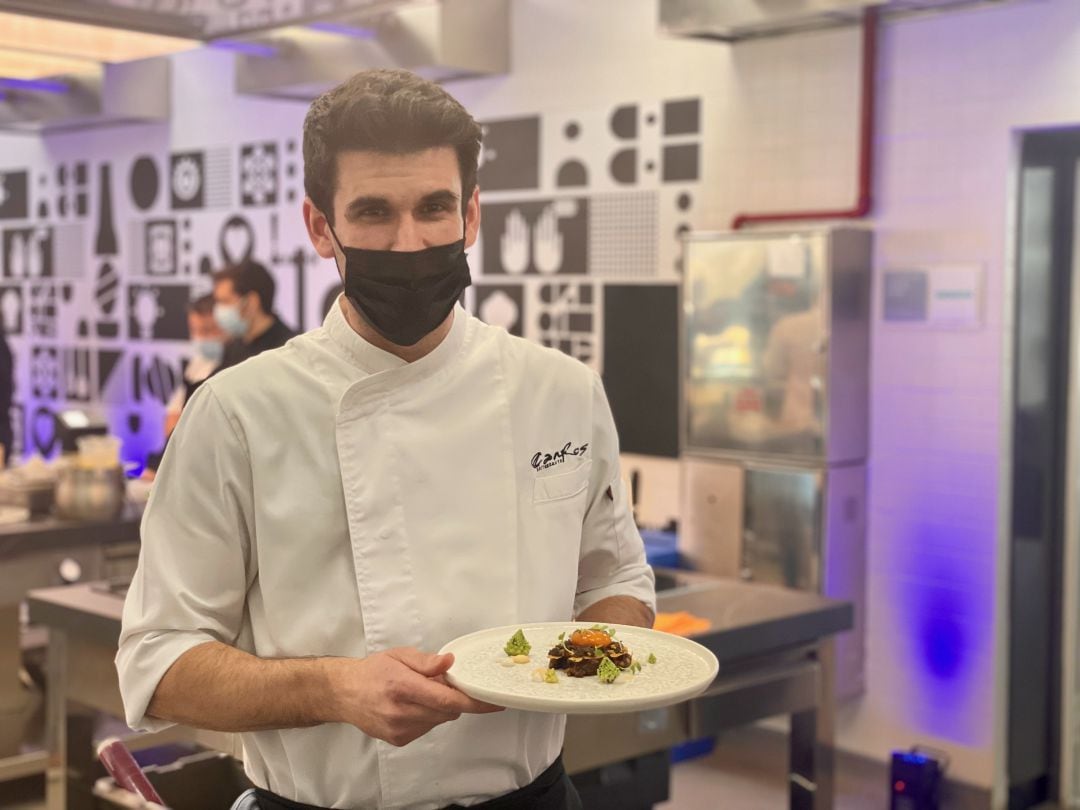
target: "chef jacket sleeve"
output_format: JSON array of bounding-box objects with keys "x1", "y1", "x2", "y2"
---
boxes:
[
  {"x1": 574, "y1": 372, "x2": 657, "y2": 619},
  {"x1": 115, "y1": 382, "x2": 255, "y2": 732}
]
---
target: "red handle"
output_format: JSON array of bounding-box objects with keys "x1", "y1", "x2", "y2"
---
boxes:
[{"x1": 97, "y1": 737, "x2": 166, "y2": 806}]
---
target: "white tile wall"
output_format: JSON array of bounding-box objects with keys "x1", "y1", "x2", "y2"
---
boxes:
[{"x1": 706, "y1": 0, "x2": 1080, "y2": 793}]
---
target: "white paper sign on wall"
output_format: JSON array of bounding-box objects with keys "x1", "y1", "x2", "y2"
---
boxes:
[
  {"x1": 927, "y1": 264, "x2": 983, "y2": 328},
  {"x1": 882, "y1": 264, "x2": 983, "y2": 329}
]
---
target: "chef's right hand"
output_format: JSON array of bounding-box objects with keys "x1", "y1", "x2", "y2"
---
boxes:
[{"x1": 329, "y1": 648, "x2": 503, "y2": 747}]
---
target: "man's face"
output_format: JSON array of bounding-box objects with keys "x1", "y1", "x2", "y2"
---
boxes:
[
  {"x1": 214, "y1": 279, "x2": 249, "y2": 314},
  {"x1": 305, "y1": 146, "x2": 480, "y2": 263},
  {"x1": 189, "y1": 311, "x2": 225, "y2": 342}
]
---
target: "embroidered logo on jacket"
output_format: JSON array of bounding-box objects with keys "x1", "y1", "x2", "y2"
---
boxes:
[{"x1": 531, "y1": 442, "x2": 589, "y2": 472}]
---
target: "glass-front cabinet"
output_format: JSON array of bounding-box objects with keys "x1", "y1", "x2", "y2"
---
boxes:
[{"x1": 682, "y1": 228, "x2": 871, "y2": 465}]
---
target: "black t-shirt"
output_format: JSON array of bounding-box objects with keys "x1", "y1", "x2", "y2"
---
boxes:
[{"x1": 218, "y1": 314, "x2": 297, "y2": 373}]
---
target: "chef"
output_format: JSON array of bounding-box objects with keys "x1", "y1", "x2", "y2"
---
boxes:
[{"x1": 116, "y1": 68, "x2": 656, "y2": 810}]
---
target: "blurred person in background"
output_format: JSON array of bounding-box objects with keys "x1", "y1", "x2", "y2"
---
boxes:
[
  {"x1": 0, "y1": 326, "x2": 12, "y2": 465},
  {"x1": 143, "y1": 294, "x2": 227, "y2": 477},
  {"x1": 212, "y1": 260, "x2": 296, "y2": 372},
  {"x1": 165, "y1": 294, "x2": 227, "y2": 438}
]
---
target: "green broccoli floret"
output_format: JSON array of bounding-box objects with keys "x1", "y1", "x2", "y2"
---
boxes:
[
  {"x1": 648, "y1": 653, "x2": 657, "y2": 665},
  {"x1": 504, "y1": 629, "x2": 531, "y2": 657},
  {"x1": 597, "y1": 656, "x2": 620, "y2": 684}
]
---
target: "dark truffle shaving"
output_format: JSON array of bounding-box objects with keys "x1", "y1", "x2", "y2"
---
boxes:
[{"x1": 547, "y1": 640, "x2": 633, "y2": 678}]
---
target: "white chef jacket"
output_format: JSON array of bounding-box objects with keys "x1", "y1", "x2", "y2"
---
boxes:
[{"x1": 116, "y1": 299, "x2": 656, "y2": 810}]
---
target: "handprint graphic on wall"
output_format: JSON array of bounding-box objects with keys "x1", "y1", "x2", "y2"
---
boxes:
[
  {"x1": 481, "y1": 199, "x2": 587, "y2": 276},
  {"x1": 532, "y1": 205, "x2": 563, "y2": 275},
  {"x1": 500, "y1": 208, "x2": 530, "y2": 275}
]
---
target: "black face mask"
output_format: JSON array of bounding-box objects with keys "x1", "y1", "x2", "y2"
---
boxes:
[{"x1": 328, "y1": 223, "x2": 472, "y2": 347}]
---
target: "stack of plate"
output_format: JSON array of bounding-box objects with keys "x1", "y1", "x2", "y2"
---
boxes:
[{"x1": 0, "y1": 463, "x2": 57, "y2": 516}]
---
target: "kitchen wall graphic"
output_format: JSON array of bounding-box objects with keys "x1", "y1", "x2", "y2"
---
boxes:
[
  {"x1": 475, "y1": 283, "x2": 525, "y2": 337},
  {"x1": 0, "y1": 95, "x2": 702, "y2": 465}
]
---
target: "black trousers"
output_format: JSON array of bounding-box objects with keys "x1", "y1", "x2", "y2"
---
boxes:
[{"x1": 253, "y1": 754, "x2": 583, "y2": 810}]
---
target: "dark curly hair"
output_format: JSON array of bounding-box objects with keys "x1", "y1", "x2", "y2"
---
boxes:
[
  {"x1": 213, "y1": 260, "x2": 276, "y2": 314},
  {"x1": 303, "y1": 69, "x2": 483, "y2": 225}
]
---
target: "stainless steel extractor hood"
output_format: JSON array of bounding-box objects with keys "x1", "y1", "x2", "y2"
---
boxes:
[
  {"x1": 0, "y1": 57, "x2": 170, "y2": 133},
  {"x1": 232, "y1": 0, "x2": 510, "y2": 101},
  {"x1": 0, "y1": 0, "x2": 509, "y2": 130},
  {"x1": 659, "y1": 0, "x2": 885, "y2": 41},
  {"x1": 0, "y1": 0, "x2": 393, "y2": 40},
  {"x1": 659, "y1": 0, "x2": 1021, "y2": 41}
]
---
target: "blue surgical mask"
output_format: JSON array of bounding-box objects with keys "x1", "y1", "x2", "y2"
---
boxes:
[
  {"x1": 194, "y1": 339, "x2": 224, "y2": 363},
  {"x1": 214, "y1": 302, "x2": 247, "y2": 338}
]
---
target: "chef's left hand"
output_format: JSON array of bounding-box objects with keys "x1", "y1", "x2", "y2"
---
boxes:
[{"x1": 327, "y1": 648, "x2": 503, "y2": 747}]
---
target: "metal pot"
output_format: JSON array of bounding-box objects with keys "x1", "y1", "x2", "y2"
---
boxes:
[{"x1": 54, "y1": 464, "x2": 127, "y2": 522}]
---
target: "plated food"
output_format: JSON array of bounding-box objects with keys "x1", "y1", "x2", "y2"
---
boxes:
[
  {"x1": 441, "y1": 622, "x2": 717, "y2": 714},
  {"x1": 547, "y1": 627, "x2": 634, "y2": 678}
]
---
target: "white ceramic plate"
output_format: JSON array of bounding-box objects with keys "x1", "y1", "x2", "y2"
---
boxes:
[{"x1": 440, "y1": 622, "x2": 718, "y2": 715}]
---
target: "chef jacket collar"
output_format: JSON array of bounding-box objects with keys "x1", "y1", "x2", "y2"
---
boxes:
[{"x1": 323, "y1": 293, "x2": 468, "y2": 375}]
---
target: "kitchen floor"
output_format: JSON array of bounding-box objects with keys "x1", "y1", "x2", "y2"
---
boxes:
[
  {"x1": 1, "y1": 731, "x2": 882, "y2": 810},
  {"x1": 659, "y1": 727, "x2": 1065, "y2": 810},
  {"x1": 658, "y1": 725, "x2": 886, "y2": 810},
  {"x1": 0, "y1": 728, "x2": 1065, "y2": 810}
]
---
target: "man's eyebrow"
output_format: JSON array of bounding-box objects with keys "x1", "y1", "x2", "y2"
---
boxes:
[
  {"x1": 419, "y1": 190, "x2": 460, "y2": 207},
  {"x1": 344, "y1": 195, "x2": 390, "y2": 220},
  {"x1": 343, "y1": 190, "x2": 460, "y2": 220}
]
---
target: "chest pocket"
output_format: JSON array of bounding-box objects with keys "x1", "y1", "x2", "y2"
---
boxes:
[{"x1": 533, "y1": 459, "x2": 593, "y2": 503}]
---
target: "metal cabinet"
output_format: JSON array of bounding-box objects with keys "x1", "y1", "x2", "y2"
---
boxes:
[{"x1": 680, "y1": 228, "x2": 871, "y2": 699}]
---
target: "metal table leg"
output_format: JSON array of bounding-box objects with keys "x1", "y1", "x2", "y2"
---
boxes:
[
  {"x1": 44, "y1": 629, "x2": 67, "y2": 810},
  {"x1": 788, "y1": 641, "x2": 836, "y2": 810},
  {"x1": 790, "y1": 707, "x2": 819, "y2": 809},
  {"x1": 0, "y1": 603, "x2": 25, "y2": 713}
]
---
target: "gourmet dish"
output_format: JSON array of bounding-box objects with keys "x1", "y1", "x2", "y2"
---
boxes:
[
  {"x1": 547, "y1": 627, "x2": 633, "y2": 680},
  {"x1": 498, "y1": 626, "x2": 655, "y2": 685}
]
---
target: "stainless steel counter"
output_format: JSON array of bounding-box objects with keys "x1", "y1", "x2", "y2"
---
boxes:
[
  {"x1": 651, "y1": 567, "x2": 852, "y2": 663},
  {"x1": 0, "y1": 503, "x2": 142, "y2": 558},
  {"x1": 25, "y1": 571, "x2": 851, "y2": 810},
  {"x1": 0, "y1": 504, "x2": 142, "y2": 605},
  {"x1": 0, "y1": 507, "x2": 143, "y2": 799},
  {"x1": 25, "y1": 581, "x2": 237, "y2": 810},
  {"x1": 565, "y1": 569, "x2": 851, "y2": 809}
]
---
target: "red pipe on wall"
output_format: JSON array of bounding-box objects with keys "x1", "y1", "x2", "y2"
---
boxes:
[{"x1": 731, "y1": 7, "x2": 879, "y2": 230}]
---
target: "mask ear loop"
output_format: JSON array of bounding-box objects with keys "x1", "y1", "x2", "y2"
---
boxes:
[
  {"x1": 326, "y1": 221, "x2": 340, "y2": 249},
  {"x1": 324, "y1": 218, "x2": 349, "y2": 282},
  {"x1": 325, "y1": 219, "x2": 345, "y2": 253}
]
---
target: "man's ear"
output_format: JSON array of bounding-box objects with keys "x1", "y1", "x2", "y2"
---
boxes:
[{"x1": 304, "y1": 197, "x2": 337, "y2": 260}]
